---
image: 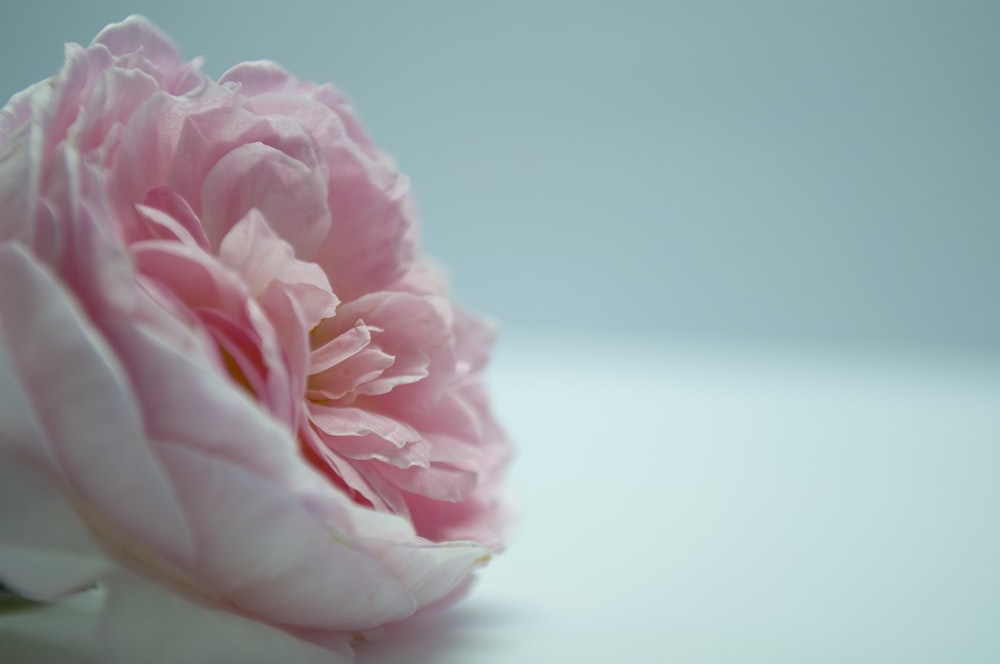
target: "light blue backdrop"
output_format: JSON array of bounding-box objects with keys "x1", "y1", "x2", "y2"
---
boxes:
[{"x1": 2, "y1": 1, "x2": 997, "y2": 351}]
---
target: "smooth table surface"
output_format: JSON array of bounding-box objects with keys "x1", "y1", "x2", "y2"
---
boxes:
[{"x1": 3, "y1": 339, "x2": 999, "y2": 663}]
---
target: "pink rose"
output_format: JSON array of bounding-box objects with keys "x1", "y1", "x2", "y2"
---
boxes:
[{"x1": 0, "y1": 15, "x2": 510, "y2": 663}]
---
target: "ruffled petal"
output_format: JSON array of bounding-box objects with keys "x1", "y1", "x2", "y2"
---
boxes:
[
  {"x1": 91, "y1": 15, "x2": 182, "y2": 65},
  {"x1": 218, "y1": 209, "x2": 337, "y2": 321},
  {"x1": 220, "y1": 60, "x2": 377, "y2": 157},
  {"x1": 90, "y1": 15, "x2": 204, "y2": 94},
  {"x1": 309, "y1": 404, "x2": 430, "y2": 468},
  {"x1": 200, "y1": 142, "x2": 331, "y2": 259}
]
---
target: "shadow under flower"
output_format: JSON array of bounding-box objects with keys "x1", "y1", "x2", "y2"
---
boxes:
[{"x1": 355, "y1": 600, "x2": 528, "y2": 664}]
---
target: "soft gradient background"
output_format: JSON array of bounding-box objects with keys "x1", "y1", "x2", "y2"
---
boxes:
[
  {"x1": 1, "y1": 2, "x2": 998, "y2": 663},
  {"x1": 2, "y1": 0, "x2": 998, "y2": 351}
]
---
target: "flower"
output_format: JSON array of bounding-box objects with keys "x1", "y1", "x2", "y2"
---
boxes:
[{"x1": 0, "y1": 15, "x2": 510, "y2": 663}]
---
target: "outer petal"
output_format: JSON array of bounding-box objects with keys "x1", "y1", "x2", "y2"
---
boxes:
[
  {"x1": 0, "y1": 80, "x2": 43, "y2": 149},
  {"x1": 158, "y1": 445, "x2": 417, "y2": 630},
  {"x1": 74, "y1": 64, "x2": 160, "y2": 155},
  {"x1": 368, "y1": 540, "x2": 490, "y2": 609},
  {"x1": 90, "y1": 15, "x2": 205, "y2": 94},
  {"x1": 219, "y1": 60, "x2": 377, "y2": 156},
  {"x1": 103, "y1": 319, "x2": 298, "y2": 484},
  {"x1": 91, "y1": 15, "x2": 182, "y2": 64},
  {"x1": 0, "y1": 454, "x2": 114, "y2": 600},
  {"x1": 0, "y1": 93, "x2": 43, "y2": 246},
  {"x1": 0, "y1": 245, "x2": 194, "y2": 569},
  {"x1": 100, "y1": 571, "x2": 351, "y2": 664},
  {"x1": 310, "y1": 498, "x2": 493, "y2": 608}
]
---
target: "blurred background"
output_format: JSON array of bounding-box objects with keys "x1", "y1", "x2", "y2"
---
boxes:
[
  {"x1": 1, "y1": 3, "x2": 998, "y2": 663},
  {"x1": 2, "y1": 0, "x2": 997, "y2": 353}
]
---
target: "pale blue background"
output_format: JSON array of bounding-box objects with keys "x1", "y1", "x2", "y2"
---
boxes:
[
  {"x1": 2, "y1": 0, "x2": 998, "y2": 352},
  {"x1": 2, "y1": 4, "x2": 1000, "y2": 664}
]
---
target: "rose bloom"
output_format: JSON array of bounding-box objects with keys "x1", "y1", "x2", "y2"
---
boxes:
[{"x1": 0, "y1": 16, "x2": 510, "y2": 664}]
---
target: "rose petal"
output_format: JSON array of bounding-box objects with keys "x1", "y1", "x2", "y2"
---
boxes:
[
  {"x1": 91, "y1": 16, "x2": 181, "y2": 65},
  {"x1": 200, "y1": 143, "x2": 331, "y2": 259},
  {"x1": 218, "y1": 209, "x2": 336, "y2": 309},
  {"x1": 309, "y1": 404, "x2": 430, "y2": 469},
  {"x1": 309, "y1": 404, "x2": 421, "y2": 446},
  {"x1": 158, "y1": 445, "x2": 417, "y2": 630},
  {"x1": 0, "y1": 245, "x2": 194, "y2": 569},
  {"x1": 137, "y1": 187, "x2": 211, "y2": 250},
  {"x1": 104, "y1": 320, "x2": 297, "y2": 483},
  {"x1": 299, "y1": 424, "x2": 411, "y2": 517},
  {"x1": 219, "y1": 60, "x2": 377, "y2": 157},
  {"x1": 307, "y1": 346, "x2": 395, "y2": 402},
  {"x1": 90, "y1": 15, "x2": 203, "y2": 94},
  {"x1": 0, "y1": 454, "x2": 114, "y2": 600},
  {"x1": 100, "y1": 571, "x2": 352, "y2": 664},
  {"x1": 309, "y1": 321, "x2": 372, "y2": 375}
]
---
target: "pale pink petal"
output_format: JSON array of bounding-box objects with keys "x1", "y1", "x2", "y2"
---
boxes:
[
  {"x1": 336, "y1": 292, "x2": 456, "y2": 406},
  {"x1": 200, "y1": 143, "x2": 331, "y2": 259},
  {"x1": 353, "y1": 358, "x2": 429, "y2": 397},
  {"x1": 220, "y1": 61, "x2": 379, "y2": 161},
  {"x1": 0, "y1": 306, "x2": 50, "y2": 464},
  {"x1": 407, "y1": 490, "x2": 511, "y2": 553},
  {"x1": 130, "y1": 240, "x2": 297, "y2": 426},
  {"x1": 307, "y1": 346, "x2": 395, "y2": 402},
  {"x1": 256, "y1": 282, "x2": 311, "y2": 414},
  {"x1": 90, "y1": 15, "x2": 203, "y2": 94},
  {"x1": 309, "y1": 404, "x2": 429, "y2": 468},
  {"x1": 364, "y1": 540, "x2": 491, "y2": 609},
  {"x1": 0, "y1": 245, "x2": 193, "y2": 568},
  {"x1": 451, "y1": 304, "x2": 499, "y2": 376},
  {"x1": 302, "y1": 496, "x2": 492, "y2": 608},
  {"x1": 109, "y1": 91, "x2": 228, "y2": 243},
  {"x1": 166, "y1": 105, "x2": 271, "y2": 213},
  {"x1": 39, "y1": 43, "x2": 106, "y2": 159},
  {"x1": 100, "y1": 571, "x2": 352, "y2": 664},
  {"x1": 309, "y1": 404, "x2": 421, "y2": 446},
  {"x1": 375, "y1": 462, "x2": 478, "y2": 503},
  {"x1": 91, "y1": 15, "x2": 181, "y2": 64},
  {"x1": 137, "y1": 186, "x2": 210, "y2": 250},
  {"x1": 196, "y1": 307, "x2": 274, "y2": 404},
  {"x1": 218, "y1": 209, "x2": 336, "y2": 312},
  {"x1": 309, "y1": 321, "x2": 371, "y2": 375},
  {"x1": 314, "y1": 154, "x2": 417, "y2": 298},
  {"x1": 75, "y1": 65, "x2": 160, "y2": 154},
  {"x1": 158, "y1": 445, "x2": 417, "y2": 630},
  {"x1": 218, "y1": 60, "x2": 303, "y2": 96},
  {"x1": 0, "y1": 80, "x2": 42, "y2": 148},
  {"x1": 0, "y1": 95, "x2": 43, "y2": 247},
  {"x1": 0, "y1": 454, "x2": 114, "y2": 600},
  {"x1": 300, "y1": 424, "x2": 409, "y2": 516},
  {"x1": 409, "y1": 392, "x2": 486, "y2": 459},
  {"x1": 104, "y1": 320, "x2": 298, "y2": 484}
]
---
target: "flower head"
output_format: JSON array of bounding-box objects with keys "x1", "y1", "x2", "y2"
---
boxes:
[{"x1": 0, "y1": 16, "x2": 510, "y2": 663}]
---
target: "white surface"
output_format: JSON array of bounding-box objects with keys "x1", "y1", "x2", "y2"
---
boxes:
[{"x1": 3, "y1": 340, "x2": 1000, "y2": 662}]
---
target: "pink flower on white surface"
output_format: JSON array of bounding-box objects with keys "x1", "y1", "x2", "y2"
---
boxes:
[{"x1": 0, "y1": 15, "x2": 510, "y2": 664}]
